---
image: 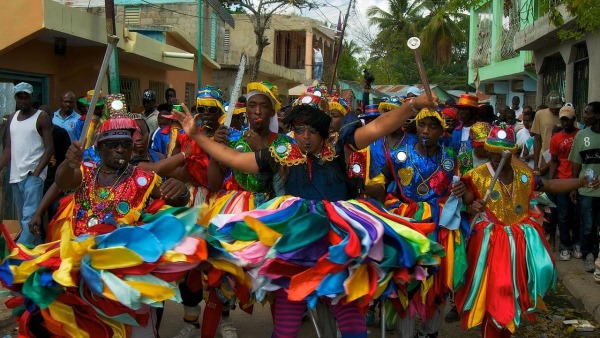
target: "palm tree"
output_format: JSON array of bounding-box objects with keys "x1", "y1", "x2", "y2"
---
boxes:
[
  {"x1": 410, "y1": 0, "x2": 468, "y2": 65},
  {"x1": 367, "y1": 0, "x2": 418, "y2": 51}
]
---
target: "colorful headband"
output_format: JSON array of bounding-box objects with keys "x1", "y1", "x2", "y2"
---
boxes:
[
  {"x1": 414, "y1": 108, "x2": 448, "y2": 129},
  {"x1": 196, "y1": 85, "x2": 225, "y2": 114},
  {"x1": 247, "y1": 82, "x2": 281, "y2": 112},
  {"x1": 328, "y1": 95, "x2": 349, "y2": 115}
]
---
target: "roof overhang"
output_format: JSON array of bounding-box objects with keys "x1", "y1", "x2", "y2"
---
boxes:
[
  {"x1": 514, "y1": 5, "x2": 576, "y2": 51},
  {"x1": 0, "y1": 0, "x2": 194, "y2": 71},
  {"x1": 166, "y1": 30, "x2": 221, "y2": 70}
]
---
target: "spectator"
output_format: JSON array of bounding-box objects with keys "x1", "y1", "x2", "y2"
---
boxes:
[
  {"x1": 512, "y1": 95, "x2": 523, "y2": 120},
  {"x1": 450, "y1": 94, "x2": 481, "y2": 157},
  {"x1": 52, "y1": 91, "x2": 80, "y2": 142},
  {"x1": 165, "y1": 87, "x2": 177, "y2": 105},
  {"x1": 0, "y1": 83, "x2": 54, "y2": 246},
  {"x1": 549, "y1": 104, "x2": 580, "y2": 261},
  {"x1": 479, "y1": 104, "x2": 496, "y2": 124},
  {"x1": 531, "y1": 91, "x2": 562, "y2": 175},
  {"x1": 142, "y1": 89, "x2": 159, "y2": 135},
  {"x1": 568, "y1": 101, "x2": 600, "y2": 277},
  {"x1": 517, "y1": 108, "x2": 536, "y2": 168},
  {"x1": 313, "y1": 41, "x2": 323, "y2": 81}
]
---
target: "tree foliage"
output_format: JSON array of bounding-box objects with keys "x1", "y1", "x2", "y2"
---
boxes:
[
  {"x1": 356, "y1": 0, "x2": 469, "y2": 89},
  {"x1": 336, "y1": 40, "x2": 362, "y2": 82},
  {"x1": 223, "y1": 0, "x2": 317, "y2": 81}
]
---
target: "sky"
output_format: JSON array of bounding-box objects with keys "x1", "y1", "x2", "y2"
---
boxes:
[{"x1": 299, "y1": 0, "x2": 390, "y2": 53}]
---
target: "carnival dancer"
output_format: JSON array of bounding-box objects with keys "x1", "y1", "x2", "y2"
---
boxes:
[
  {"x1": 173, "y1": 85, "x2": 224, "y2": 206},
  {"x1": 450, "y1": 94, "x2": 482, "y2": 158},
  {"x1": 1, "y1": 94, "x2": 196, "y2": 338},
  {"x1": 457, "y1": 124, "x2": 598, "y2": 338},
  {"x1": 174, "y1": 82, "x2": 284, "y2": 338},
  {"x1": 173, "y1": 90, "x2": 442, "y2": 338},
  {"x1": 329, "y1": 94, "x2": 350, "y2": 134},
  {"x1": 457, "y1": 122, "x2": 492, "y2": 176},
  {"x1": 151, "y1": 103, "x2": 184, "y2": 157},
  {"x1": 375, "y1": 108, "x2": 467, "y2": 338}
]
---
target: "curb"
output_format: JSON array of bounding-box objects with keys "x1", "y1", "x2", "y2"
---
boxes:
[{"x1": 553, "y1": 252, "x2": 600, "y2": 324}]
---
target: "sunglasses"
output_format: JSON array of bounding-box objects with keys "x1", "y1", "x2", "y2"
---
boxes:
[
  {"x1": 293, "y1": 125, "x2": 319, "y2": 135},
  {"x1": 101, "y1": 139, "x2": 133, "y2": 150},
  {"x1": 196, "y1": 106, "x2": 221, "y2": 115}
]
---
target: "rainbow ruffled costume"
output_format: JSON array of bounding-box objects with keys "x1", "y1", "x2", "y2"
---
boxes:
[
  {"x1": 0, "y1": 208, "x2": 206, "y2": 337},
  {"x1": 456, "y1": 160, "x2": 555, "y2": 333}
]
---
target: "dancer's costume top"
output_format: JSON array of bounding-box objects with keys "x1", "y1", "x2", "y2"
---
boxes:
[
  {"x1": 0, "y1": 94, "x2": 205, "y2": 338},
  {"x1": 456, "y1": 124, "x2": 555, "y2": 333}
]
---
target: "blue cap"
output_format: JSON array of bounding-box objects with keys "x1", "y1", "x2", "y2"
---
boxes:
[
  {"x1": 406, "y1": 86, "x2": 421, "y2": 96},
  {"x1": 14, "y1": 82, "x2": 33, "y2": 95}
]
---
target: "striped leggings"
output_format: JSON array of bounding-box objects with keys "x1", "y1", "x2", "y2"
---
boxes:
[{"x1": 272, "y1": 289, "x2": 367, "y2": 338}]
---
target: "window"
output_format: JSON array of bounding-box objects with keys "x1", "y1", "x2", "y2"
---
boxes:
[
  {"x1": 149, "y1": 81, "x2": 169, "y2": 104},
  {"x1": 224, "y1": 29, "x2": 230, "y2": 54},
  {"x1": 540, "y1": 54, "x2": 566, "y2": 105},
  {"x1": 185, "y1": 82, "x2": 196, "y2": 108},
  {"x1": 573, "y1": 43, "x2": 589, "y2": 119},
  {"x1": 211, "y1": 11, "x2": 217, "y2": 59},
  {"x1": 119, "y1": 76, "x2": 141, "y2": 110},
  {"x1": 124, "y1": 6, "x2": 141, "y2": 25}
]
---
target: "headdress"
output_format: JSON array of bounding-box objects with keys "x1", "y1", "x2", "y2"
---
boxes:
[
  {"x1": 95, "y1": 94, "x2": 139, "y2": 144},
  {"x1": 196, "y1": 85, "x2": 225, "y2": 113},
  {"x1": 484, "y1": 123, "x2": 517, "y2": 154},
  {"x1": 415, "y1": 108, "x2": 448, "y2": 129},
  {"x1": 286, "y1": 89, "x2": 331, "y2": 139},
  {"x1": 441, "y1": 107, "x2": 458, "y2": 120},
  {"x1": 358, "y1": 104, "x2": 381, "y2": 119},
  {"x1": 78, "y1": 89, "x2": 106, "y2": 107},
  {"x1": 469, "y1": 122, "x2": 491, "y2": 144},
  {"x1": 328, "y1": 95, "x2": 349, "y2": 115},
  {"x1": 378, "y1": 96, "x2": 403, "y2": 113},
  {"x1": 246, "y1": 81, "x2": 281, "y2": 112},
  {"x1": 452, "y1": 94, "x2": 480, "y2": 110}
]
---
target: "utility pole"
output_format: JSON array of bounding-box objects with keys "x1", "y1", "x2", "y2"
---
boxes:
[
  {"x1": 197, "y1": 0, "x2": 203, "y2": 87},
  {"x1": 105, "y1": 0, "x2": 120, "y2": 93},
  {"x1": 329, "y1": 0, "x2": 352, "y2": 90}
]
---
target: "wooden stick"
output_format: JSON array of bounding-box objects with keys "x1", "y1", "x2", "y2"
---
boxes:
[{"x1": 407, "y1": 37, "x2": 433, "y2": 102}]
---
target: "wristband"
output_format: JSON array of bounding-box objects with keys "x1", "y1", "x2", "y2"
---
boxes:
[{"x1": 179, "y1": 189, "x2": 190, "y2": 198}]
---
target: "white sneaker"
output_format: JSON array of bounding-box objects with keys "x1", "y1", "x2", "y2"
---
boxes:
[
  {"x1": 559, "y1": 250, "x2": 571, "y2": 261},
  {"x1": 173, "y1": 322, "x2": 200, "y2": 338},
  {"x1": 595, "y1": 268, "x2": 600, "y2": 283},
  {"x1": 573, "y1": 245, "x2": 583, "y2": 259},
  {"x1": 584, "y1": 253, "x2": 596, "y2": 272},
  {"x1": 220, "y1": 318, "x2": 238, "y2": 338}
]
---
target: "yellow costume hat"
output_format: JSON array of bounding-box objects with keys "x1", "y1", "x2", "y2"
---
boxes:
[
  {"x1": 196, "y1": 85, "x2": 225, "y2": 113},
  {"x1": 415, "y1": 108, "x2": 447, "y2": 129},
  {"x1": 247, "y1": 81, "x2": 281, "y2": 112}
]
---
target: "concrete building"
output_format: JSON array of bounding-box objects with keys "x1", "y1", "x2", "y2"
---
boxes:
[
  {"x1": 216, "y1": 14, "x2": 336, "y2": 103},
  {"x1": 468, "y1": 0, "x2": 538, "y2": 114},
  {"x1": 0, "y1": 0, "x2": 233, "y2": 115},
  {"x1": 514, "y1": 3, "x2": 596, "y2": 117}
]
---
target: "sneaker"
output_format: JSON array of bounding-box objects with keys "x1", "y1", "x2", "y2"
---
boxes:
[
  {"x1": 559, "y1": 250, "x2": 571, "y2": 261},
  {"x1": 365, "y1": 309, "x2": 376, "y2": 326},
  {"x1": 573, "y1": 245, "x2": 583, "y2": 259},
  {"x1": 594, "y1": 268, "x2": 600, "y2": 283},
  {"x1": 584, "y1": 253, "x2": 595, "y2": 272},
  {"x1": 220, "y1": 318, "x2": 238, "y2": 338},
  {"x1": 385, "y1": 321, "x2": 395, "y2": 332},
  {"x1": 173, "y1": 322, "x2": 200, "y2": 338},
  {"x1": 444, "y1": 305, "x2": 460, "y2": 323}
]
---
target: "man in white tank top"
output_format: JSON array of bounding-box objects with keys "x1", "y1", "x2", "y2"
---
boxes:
[{"x1": 0, "y1": 82, "x2": 54, "y2": 246}]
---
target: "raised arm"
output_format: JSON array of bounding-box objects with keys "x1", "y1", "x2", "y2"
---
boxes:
[
  {"x1": 173, "y1": 105, "x2": 259, "y2": 174},
  {"x1": 353, "y1": 93, "x2": 435, "y2": 150},
  {"x1": 55, "y1": 141, "x2": 83, "y2": 191}
]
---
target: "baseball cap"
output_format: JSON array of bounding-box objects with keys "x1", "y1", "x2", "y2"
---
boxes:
[
  {"x1": 546, "y1": 91, "x2": 563, "y2": 109},
  {"x1": 143, "y1": 89, "x2": 156, "y2": 101},
  {"x1": 559, "y1": 103, "x2": 576, "y2": 119},
  {"x1": 14, "y1": 82, "x2": 33, "y2": 95}
]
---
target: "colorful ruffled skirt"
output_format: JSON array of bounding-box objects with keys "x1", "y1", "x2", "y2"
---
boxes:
[
  {"x1": 455, "y1": 213, "x2": 556, "y2": 333},
  {"x1": 0, "y1": 208, "x2": 205, "y2": 337},
  {"x1": 385, "y1": 195, "x2": 469, "y2": 321},
  {"x1": 201, "y1": 195, "x2": 444, "y2": 310}
]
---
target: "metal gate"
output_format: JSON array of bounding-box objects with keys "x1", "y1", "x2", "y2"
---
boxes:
[{"x1": 540, "y1": 54, "x2": 566, "y2": 105}]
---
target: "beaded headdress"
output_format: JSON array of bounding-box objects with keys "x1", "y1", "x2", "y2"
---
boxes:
[
  {"x1": 78, "y1": 89, "x2": 106, "y2": 107},
  {"x1": 95, "y1": 94, "x2": 139, "y2": 144},
  {"x1": 469, "y1": 122, "x2": 491, "y2": 144}
]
